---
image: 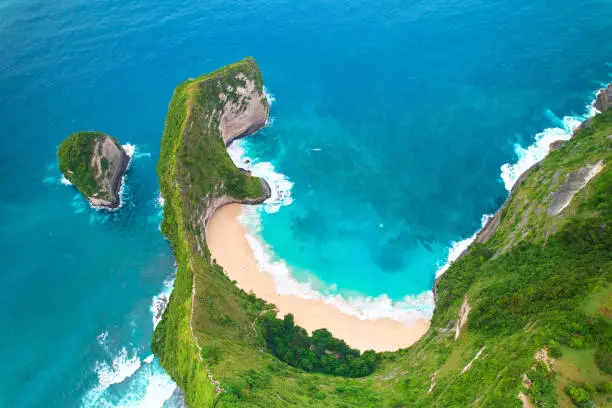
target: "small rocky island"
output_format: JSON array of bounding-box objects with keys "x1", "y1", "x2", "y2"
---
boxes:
[{"x1": 58, "y1": 131, "x2": 129, "y2": 209}]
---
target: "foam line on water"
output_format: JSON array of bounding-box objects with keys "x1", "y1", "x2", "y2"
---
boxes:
[
  {"x1": 82, "y1": 355, "x2": 177, "y2": 408},
  {"x1": 150, "y1": 274, "x2": 175, "y2": 330},
  {"x1": 60, "y1": 175, "x2": 72, "y2": 185},
  {"x1": 238, "y1": 207, "x2": 434, "y2": 324},
  {"x1": 82, "y1": 347, "x2": 142, "y2": 406},
  {"x1": 224, "y1": 87, "x2": 606, "y2": 325},
  {"x1": 82, "y1": 331, "x2": 178, "y2": 408},
  {"x1": 226, "y1": 105, "x2": 432, "y2": 323},
  {"x1": 228, "y1": 140, "x2": 293, "y2": 214},
  {"x1": 435, "y1": 214, "x2": 493, "y2": 278},
  {"x1": 264, "y1": 86, "x2": 275, "y2": 105},
  {"x1": 500, "y1": 94, "x2": 600, "y2": 192},
  {"x1": 437, "y1": 89, "x2": 602, "y2": 279}
]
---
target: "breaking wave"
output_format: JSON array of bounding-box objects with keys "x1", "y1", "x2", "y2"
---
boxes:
[
  {"x1": 228, "y1": 140, "x2": 293, "y2": 214},
  {"x1": 150, "y1": 274, "x2": 175, "y2": 330},
  {"x1": 500, "y1": 93, "x2": 600, "y2": 191},
  {"x1": 81, "y1": 346, "x2": 177, "y2": 408}
]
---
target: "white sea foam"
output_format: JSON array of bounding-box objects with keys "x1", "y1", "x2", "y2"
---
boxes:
[
  {"x1": 83, "y1": 329, "x2": 177, "y2": 408},
  {"x1": 60, "y1": 175, "x2": 73, "y2": 185},
  {"x1": 107, "y1": 362, "x2": 177, "y2": 408},
  {"x1": 148, "y1": 192, "x2": 166, "y2": 230},
  {"x1": 42, "y1": 170, "x2": 73, "y2": 186},
  {"x1": 82, "y1": 347, "x2": 142, "y2": 406},
  {"x1": 435, "y1": 213, "x2": 493, "y2": 278},
  {"x1": 500, "y1": 97, "x2": 599, "y2": 191},
  {"x1": 150, "y1": 275, "x2": 175, "y2": 330},
  {"x1": 239, "y1": 207, "x2": 434, "y2": 324},
  {"x1": 436, "y1": 93, "x2": 601, "y2": 279},
  {"x1": 224, "y1": 88, "x2": 604, "y2": 325},
  {"x1": 436, "y1": 91, "x2": 602, "y2": 280},
  {"x1": 264, "y1": 86, "x2": 275, "y2": 105},
  {"x1": 226, "y1": 111, "x2": 432, "y2": 323},
  {"x1": 228, "y1": 140, "x2": 293, "y2": 213},
  {"x1": 83, "y1": 350, "x2": 177, "y2": 408},
  {"x1": 122, "y1": 143, "x2": 136, "y2": 159},
  {"x1": 109, "y1": 365, "x2": 176, "y2": 408},
  {"x1": 155, "y1": 192, "x2": 165, "y2": 208}
]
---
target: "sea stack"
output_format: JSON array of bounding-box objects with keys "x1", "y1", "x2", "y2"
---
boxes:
[{"x1": 58, "y1": 131, "x2": 129, "y2": 209}]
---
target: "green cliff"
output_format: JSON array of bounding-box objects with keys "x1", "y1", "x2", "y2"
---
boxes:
[
  {"x1": 57, "y1": 131, "x2": 129, "y2": 208},
  {"x1": 153, "y1": 59, "x2": 611, "y2": 407}
]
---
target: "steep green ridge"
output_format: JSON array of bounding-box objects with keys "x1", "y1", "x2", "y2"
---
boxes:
[
  {"x1": 153, "y1": 60, "x2": 611, "y2": 407},
  {"x1": 152, "y1": 57, "x2": 270, "y2": 407}
]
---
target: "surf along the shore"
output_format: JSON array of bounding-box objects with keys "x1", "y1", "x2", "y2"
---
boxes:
[{"x1": 206, "y1": 86, "x2": 604, "y2": 351}]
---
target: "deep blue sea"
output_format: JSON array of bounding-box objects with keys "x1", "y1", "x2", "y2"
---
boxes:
[{"x1": 1, "y1": 0, "x2": 611, "y2": 406}]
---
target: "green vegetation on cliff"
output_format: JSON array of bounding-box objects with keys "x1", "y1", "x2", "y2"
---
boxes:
[
  {"x1": 58, "y1": 130, "x2": 126, "y2": 206},
  {"x1": 58, "y1": 131, "x2": 105, "y2": 197},
  {"x1": 153, "y1": 61, "x2": 612, "y2": 407},
  {"x1": 152, "y1": 57, "x2": 269, "y2": 407}
]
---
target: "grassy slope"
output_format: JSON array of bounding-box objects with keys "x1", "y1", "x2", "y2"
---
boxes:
[
  {"x1": 153, "y1": 59, "x2": 612, "y2": 407},
  {"x1": 57, "y1": 131, "x2": 118, "y2": 199}
]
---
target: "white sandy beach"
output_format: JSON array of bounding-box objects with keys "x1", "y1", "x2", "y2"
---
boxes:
[{"x1": 206, "y1": 203, "x2": 430, "y2": 352}]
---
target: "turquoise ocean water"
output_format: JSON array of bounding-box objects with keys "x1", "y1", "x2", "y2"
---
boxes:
[{"x1": 1, "y1": 0, "x2": 611, "y2": 406}]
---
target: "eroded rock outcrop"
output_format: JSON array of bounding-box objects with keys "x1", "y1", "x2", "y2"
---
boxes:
[
  {"x1": 548, "y1": 160, "x2": 605, "y2": 215},
  {"x1": 219, "y1": 72, "x2": 269, "y2": 146},
  {"x1": 58, "y1": 131, "x2": 129, "y2": 209},
  {"x1": 595, "y1": 84, "x2": 612, "y2": 112}
]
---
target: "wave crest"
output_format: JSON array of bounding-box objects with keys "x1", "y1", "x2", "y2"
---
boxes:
[
  {"x1": 82, "y1": 337, "x2": 177, "y2": 407},
  {"x1": 150, "y1": 275, "x2": 175, "y2": 330},
  {"x1": 228, "y1": 140, "x2": 293, "y2": 213},
  {"x1": 500, "y1": 98, "x2": 599, "y2": 191}
]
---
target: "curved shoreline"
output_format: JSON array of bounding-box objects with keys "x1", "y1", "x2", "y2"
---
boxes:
[{"x1": 206, "y1": 203, "x2": 430, "y2": 352}]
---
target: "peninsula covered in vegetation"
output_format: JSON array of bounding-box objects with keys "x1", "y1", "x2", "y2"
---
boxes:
[
  {"x1": 152, "y1": 58, "x2": 611, "y2": 407},
  {"x1": 57, "y1": 131, "x2": 129, "y2": 209}
]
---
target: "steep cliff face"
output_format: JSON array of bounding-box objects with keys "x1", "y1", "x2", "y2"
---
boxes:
[
  {"x1": 58, "y1": 131, "x2": 129, "y2": 208},
  {"x1": 87, "y1": 136, "x2": 129, "y2": 207},
  {"x1": 219, "y1": 72, "x2": 269, "y2": 146},
  {"x1": 595, "y1": 84, "x2": 612, "y2": 112}
]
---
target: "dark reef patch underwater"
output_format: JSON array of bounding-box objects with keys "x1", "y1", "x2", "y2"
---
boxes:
[{"x1": 1, "y1": 0, "x2": 612, "y2": 406}]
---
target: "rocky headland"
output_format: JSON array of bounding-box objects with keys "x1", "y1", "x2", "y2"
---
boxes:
[{"x1": 153, "y1": 57, "x2": 612, "y2": 407}]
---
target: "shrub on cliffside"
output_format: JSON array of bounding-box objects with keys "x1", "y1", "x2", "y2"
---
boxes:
[{"x1": 258, "y1": 313, "x2": 379, "y2": 377}]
